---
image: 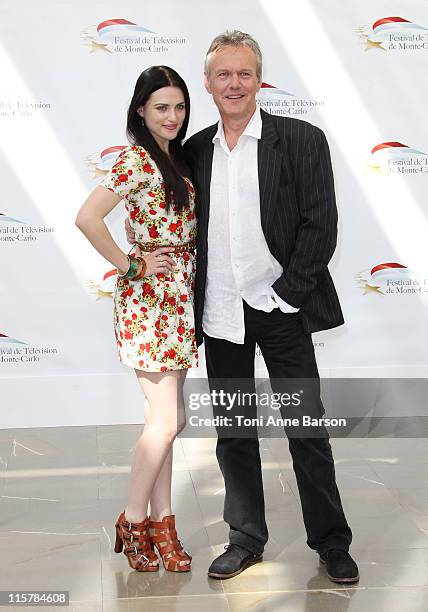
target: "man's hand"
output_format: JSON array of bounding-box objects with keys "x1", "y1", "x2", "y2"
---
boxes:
[{"x1": 125, "y1": 217, "x2": 136, "y2": 245}]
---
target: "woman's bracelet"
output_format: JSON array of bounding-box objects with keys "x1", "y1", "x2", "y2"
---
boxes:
[{"x1": 118, "y1": 256, "x2": 147, "y2": 280}]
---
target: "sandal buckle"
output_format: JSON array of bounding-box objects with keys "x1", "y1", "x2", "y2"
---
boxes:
[
  {"x1": 178, "y1": 539, "x2": 191, "y2": 558},
  {"x1": 137, "y1": 553, "x2": 149, "y2": 566}
]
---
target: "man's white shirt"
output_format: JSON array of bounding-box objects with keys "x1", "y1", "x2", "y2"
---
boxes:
[{"x1": 202, "y1": 107, "x2": 299, "y2": 344}]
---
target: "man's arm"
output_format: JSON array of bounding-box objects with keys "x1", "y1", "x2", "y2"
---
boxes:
[{"x1": 272, "y1": 126, "x2": 338, "y2": 308}]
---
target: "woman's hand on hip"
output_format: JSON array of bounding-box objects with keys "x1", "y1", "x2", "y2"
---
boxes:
[{"x1": 141, "y1": 247, "x2": 177, "y2": 276}]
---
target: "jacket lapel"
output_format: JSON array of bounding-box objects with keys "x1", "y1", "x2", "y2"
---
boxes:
[
  {"x1": 258, "y1": 110, "x2": 281, "y2": 240},
  {"x1": 198, "y1": 138, "x2": 214, "y2": 223}
]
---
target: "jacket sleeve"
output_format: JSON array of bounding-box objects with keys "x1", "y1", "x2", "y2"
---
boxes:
[{"x1": 272, "y1": 127, "x2": 338, "y2": 308}]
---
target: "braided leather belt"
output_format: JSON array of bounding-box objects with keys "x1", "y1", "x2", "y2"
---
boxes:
[{"x1": 135, "y1": 240, "x2": 196, "y2": 254}]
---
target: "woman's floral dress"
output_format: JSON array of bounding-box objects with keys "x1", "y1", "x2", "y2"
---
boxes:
[{"x1": 100, "y1": 145, "x2": 198, "y2": 372}]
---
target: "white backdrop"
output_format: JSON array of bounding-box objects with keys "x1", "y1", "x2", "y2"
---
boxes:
[{"x1": 1, "y1": 1, "x2": 427, "y2": 427}]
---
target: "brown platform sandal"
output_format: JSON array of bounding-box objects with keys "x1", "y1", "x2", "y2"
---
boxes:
[
  {"x1": 115, "y1": 511, "x2": 159, "y2": 572},
  {"x1": 149, "y1": 514, "x2": 192, "y2": 572}
]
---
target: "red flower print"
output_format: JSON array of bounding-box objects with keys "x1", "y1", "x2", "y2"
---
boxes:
[
  {"x1": 133, "y1": 299, "x2": 138, "y2": 304},
  {"x1": 183, "y1": 252, "x2": 189, "y2": 262},
  {"x1": 128, "y1": 169, "x2": 133, "y2": 175},
  {"x1": 149, "y1": 209, "x2": 156, "y2": 215},
  {"x1": 124, "y1": 331, "x2": 133, "y2": 339},
  {"x1": 143, "y1": 163, "x2": 152, "y2": 173},
  {"x1": 169, "y1": 223, "x2": 177, "y2": 233},
  {"x1": 168, "y1": 297, "x2": 176, "y2": 306},
  {"x1": 161, "y1": 366, "x2": 167, "y2": 372},
  {"x1": 159, "y1": 202, "x2": 166, "y2": 209},
  {"x1": 161, "y1": 315, "x2": 168, "y2": 321},
  {"x1": 168, "y1": 349, "x2": 176, "y2": 358},
  {"x1": 177, "y1": 325, "x2": 185, "y2": 335},
  {"x1": 132, "y1": 313, "x2": 137, "y2": 320},
  {"x1": 161, "y1": 217, "x2": 167, "y2": 222},
  {"x1": 177, "y1": 306, "x2": 184, "y2": 315},
  {"x1": 143, "y1": 282, "x2": 151, "y2": 295},
  {"x1": 118, "y1": 174, "x2": 128, "y2": 182},
  {"x1": 180, "y1": 294, "x2": 188, "y2": 302},
  {"x1": 148, "y1": 226, "x2": 159, "y2": 238},
  {"x1": 145, "y1": 343, "x2": 151, "y2": 352}
]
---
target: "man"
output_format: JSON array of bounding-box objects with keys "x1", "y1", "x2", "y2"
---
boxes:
[
  {"x1": 183, "y1": 30, "x2": 358, "y2": 584},
  {"x1": 127, "y1": 30, "x2": 358, "y2": 584}
]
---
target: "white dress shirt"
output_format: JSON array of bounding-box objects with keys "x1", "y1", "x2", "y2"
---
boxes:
[{"x1": 202, "y1": 107, "x2": 299, "y2": 344}]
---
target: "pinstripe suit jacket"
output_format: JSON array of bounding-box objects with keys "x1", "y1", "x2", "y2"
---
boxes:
[{"x1": 184, "y1": 109, "x2": 344, "y2": 347}]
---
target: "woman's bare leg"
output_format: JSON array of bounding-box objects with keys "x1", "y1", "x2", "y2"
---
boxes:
[
  {"x1": 143, "y1": 398, "x2": 174, "y2": 521},
  {"x1": 124, "y1": 369, "x2": 187, "y2": 524}
]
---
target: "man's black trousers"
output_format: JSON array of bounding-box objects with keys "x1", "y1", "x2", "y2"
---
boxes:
[{"x1": 203, "y1": 300, "x2": 352, "y2": 555}]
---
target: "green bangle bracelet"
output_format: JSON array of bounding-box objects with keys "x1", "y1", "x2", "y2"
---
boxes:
[{"x1": 120, "y1": 256, "x2": 142, "y2": 280}]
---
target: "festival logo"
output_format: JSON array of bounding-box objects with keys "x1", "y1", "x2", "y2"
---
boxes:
[
  {"x1": 367, "y1": 142, "x2": 428, "y2": 175},
  {"x1": 0, "y1": 100, "x2": 52, "y2": 119},
  {"x1": 0, "y1": 332, "x2": 59, "y2": 364},
  {"x1": 0, "y1": 212, "x2": 54, "y2": 243},
  {"x1": 88, "y1": 268, "x2": 118, "y2": 300},
  {"x1": 357, "y1": 16, "x2": 428, "y2": 52},
  {"x1": 85, "y1": 146, "x2": 127, "y2": 178},
  {"x1": 82, "y1": 18, "x2": 186, "y2": 54},
  {"x1": 256, "y1": 82, "x2": 324, "y2": 117},
  {"x1": 356, "y1": 263, "x2": 428, "y2": 296}
]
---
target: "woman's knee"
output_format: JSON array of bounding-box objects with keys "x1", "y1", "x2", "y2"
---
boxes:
[{"x1": 145, "y1": 421, "x2": 183, "y2": 442}]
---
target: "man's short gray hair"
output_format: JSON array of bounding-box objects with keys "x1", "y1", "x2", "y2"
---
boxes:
[{"x1": 204, "y1": 30, "x2": 263, "y2": 81}]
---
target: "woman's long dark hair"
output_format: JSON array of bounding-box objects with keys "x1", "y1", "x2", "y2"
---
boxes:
[{"x1": 127, "y1": 66, "x2": 191, "y2": 212}]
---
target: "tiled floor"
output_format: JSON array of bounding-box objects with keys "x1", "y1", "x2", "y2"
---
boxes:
[{"x1": 1, "y1": 427, "x2": 428, "y2": 611}]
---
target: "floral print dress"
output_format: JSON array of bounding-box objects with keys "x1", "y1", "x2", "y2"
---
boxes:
[{"x1": 100, "y1": 145, "x2": 198, "y2": 372}]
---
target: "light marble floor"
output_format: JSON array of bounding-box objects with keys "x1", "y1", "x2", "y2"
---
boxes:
[{"x1": 0, "y1": 427, "x2": 428, "y2": 611}]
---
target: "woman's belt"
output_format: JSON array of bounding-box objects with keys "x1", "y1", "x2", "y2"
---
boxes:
[{"x1": 135, "y1": 240, "x2": 196, "y2": 254}]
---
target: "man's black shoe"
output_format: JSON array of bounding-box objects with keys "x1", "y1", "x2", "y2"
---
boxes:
[
  {"x1": 208, "y1": 544, "x2": 263, "y2": 579},
  {"x1": 319, "y1": 549, "x2": 359, "y2": 584}
]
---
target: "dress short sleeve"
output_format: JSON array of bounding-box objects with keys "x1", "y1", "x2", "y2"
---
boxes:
[{"x1": 100, "y1": 146, "x2": 154, "y2": 200}]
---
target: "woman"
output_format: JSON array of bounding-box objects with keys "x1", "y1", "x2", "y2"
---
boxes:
[{"x1": 75, "y1": 66, "x2": 197, "y2": 572}]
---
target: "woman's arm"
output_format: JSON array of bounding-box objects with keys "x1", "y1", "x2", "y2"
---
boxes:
[{"x1": 75, "y1": 185, "x2": 130, "y2": 275}]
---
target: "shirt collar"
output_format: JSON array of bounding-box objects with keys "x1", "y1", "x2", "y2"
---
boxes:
[{"x1": 212, "y1": 107, "x2": 262, "y2": 144}]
